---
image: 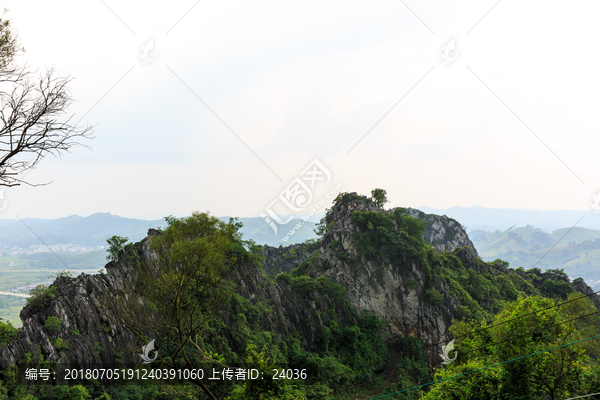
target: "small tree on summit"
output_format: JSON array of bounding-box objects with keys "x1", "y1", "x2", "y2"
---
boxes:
[
  {"x1": 106, "y1": 235, "x2": 129, "y2": 262},
  {"x1": 371, "y1": 188, "x2": 389, "y2": 209}
]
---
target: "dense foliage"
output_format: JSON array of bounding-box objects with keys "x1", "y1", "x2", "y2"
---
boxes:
[
  {"x1": 0, "y1": 318, "x2": 18, "y2": 347},
  {"x1": 26, "y1": 285, "x2": 59, "y2": 314},
  {"x1": 3, "y1": 195, "x2": 599, "y2": 399},
  {"x1": 422, "y1": 294, "x2": 600, "y2": 400}
]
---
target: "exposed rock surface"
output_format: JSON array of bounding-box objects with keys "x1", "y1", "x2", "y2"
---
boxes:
[
  {"x1": 402, "y1": 207, "x2": 478, "y2": 255},
  {"x1": 0, "y1": 237, "x2": 151, "y2": 369},
  {"x1": 260, "y1": 242, "x2": 317, "y2": 278},
  {"x1": 2, "y1": 201, "x2": 598, "y2": 374},
  {"x1": 311, "y1": 200, "x2": 460, "y2": 362},
  {"x1": 0, "y1": 231, "x2": 351, "y2": 369}
]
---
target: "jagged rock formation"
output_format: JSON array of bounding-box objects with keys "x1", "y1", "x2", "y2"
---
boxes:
[
  {"x1": 260, "y1": 242, "x2": 317, "y2": 278},
  {"x1": 0, "y1": 236, "x2": 151, "y2": 370},
  {"x1": 403, "y1": 207, "x2": 478, "y2": 255},
  {"x1": 308, "y1": 200, "x2": 459, "y2": 362},
  {"x1": 0, "y1": 232, "x2": 352, "y2": 369},
  {"x1": 259, "y1": 204, "x2": 478, "y2": 276},
  {"x1": 2, "y1": 197, "x2": 598, "y2": 376}
]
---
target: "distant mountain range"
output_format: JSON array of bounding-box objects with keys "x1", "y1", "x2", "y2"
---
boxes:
[
  {"x1": 0, "y1": 213, "x2": 167, "y2": 248},
  {"x1": 419, "y1": 206, "x2": 599, "y2": 233},
  {"x1": 218, "y1": 217, "x2": 317, "y2": 247},
  {"x1": 470, "y1": 226, "x2": 600, "y2": 289},
  {"x1": 2, "y1": 209, "x2": 599, "y2": 290},
  {"x1": 0, "y1": 213, "x2": 317, "y2": 250}
]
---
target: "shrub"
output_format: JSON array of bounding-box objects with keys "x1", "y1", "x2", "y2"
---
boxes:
[
  {"x1": 275, "y1": 273, "x2": 292, "y2": 285},
  {"x1": 93, "y1": 341, "x2": 102, "y2": 357},
  {"x1": 303, "y1": 238, "x2": 321, "y2": 253},
  {"x1": 106, "y1": 235, "x2": 129, "y2": 262},
  {"x1": 290, "y1": 260, "x2": 310, "y2": 277},
  {"x1": 539, "y1": 279, "x2": 573, "y2": 300},
  {"x1": 48, "y1": 270, "x2": 73, "y2": 280},
  {"x1": 44, "y1": 316, "x2": 62, "y2": 333},
  {"x1": 52, "y1": 337, "x2": 69, "y2": 351},
  {"x1": 318, "y1": 261, "x2": 331, "y2": 272},
  {"x1": 425, "y1": 288, "x2": 444, "y2": 306},
  {"x1": 26, "y1": 285, "x2": 59, "y2": 314},
  {"x1": 0, "y1": 318, "x2": 18, "y2": 346}
]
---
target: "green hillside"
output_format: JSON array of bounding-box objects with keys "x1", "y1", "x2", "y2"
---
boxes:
[{"x1": 472, "y1": 226, "x2": 600, "y2": 289}]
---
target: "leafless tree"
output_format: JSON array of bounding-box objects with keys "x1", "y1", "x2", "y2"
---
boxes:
[{"x1": 0, "y1": 12, "x2": 93, "y2": 187}]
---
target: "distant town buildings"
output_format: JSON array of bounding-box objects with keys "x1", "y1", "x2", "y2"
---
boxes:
[{"x1": 1, "y1": 244, "x2": 104, "y2": 255}]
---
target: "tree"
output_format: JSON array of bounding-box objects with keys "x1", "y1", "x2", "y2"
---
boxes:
[
  {"x1": 370, "y1": 188, "x2": 389, "y2": 209},
  {"x1": 422, "y1": 294, "x2": 600, "y2": 400},
  {"x1": 0, "y1": 317, "x2": 18, "y2": 345},
  {"x1": 105, "y1": 212, "x2": 250, "y2": 400},
  {"x1": 226, "y1": 344, "x2": 306, "y2": 400},
  {"x1": 0, "y1": 12, "x2": 93, "y2": 187},
  {"x1": 106, "y1": 235, "x2": 129, "y2": 262}
]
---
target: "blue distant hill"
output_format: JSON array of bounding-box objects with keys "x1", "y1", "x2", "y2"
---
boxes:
[
  {"x1": 0, "y1": 213, "x2": 167, "y2": 248},
  {"x1": 419, "y1": 206, "x2": 598, "y2": 233},
  {"x1": 0, "y1": 213, "x2": 318, "y2": 249}
]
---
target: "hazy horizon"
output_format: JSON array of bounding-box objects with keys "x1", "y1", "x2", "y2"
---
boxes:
[{"x1": 1, "y1": 0, "x2": 600, "y2": 223}]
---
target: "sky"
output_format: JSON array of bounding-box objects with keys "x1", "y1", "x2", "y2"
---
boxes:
[{"x1": 1, "y1": 0, "x2": 600, "y2": 222}]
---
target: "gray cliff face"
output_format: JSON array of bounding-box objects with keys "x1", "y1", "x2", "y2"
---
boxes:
[
  {"x1": 3, "y1": 205, "x2": 598, "y2": 371},
  {"x1": 310, "y1": 202, "x2": 459, "y2": 362},
  {"x1": 0, "y1": 231, "x2": 351, "y2": 368},
  {"x1": 260, "y1": 242, "x2": 316, "y2": 278},
  {"x1": 402, "y1": 207, "x2": 478, "y2": 255},
  {"x1": 0, "y1": 237, "x2": 152, "y2": 370},
  {"x1": 573, "y1": 278, "x2": 600, "y2": 309},
  {"x1": 228, "y1": 266, "x2": 356, "y2": 352}
]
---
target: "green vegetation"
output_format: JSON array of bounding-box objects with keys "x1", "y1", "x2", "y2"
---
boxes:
[
  {"x1": 106, "y1": 235, "x2": 129, "y2": 262},
  {"x1": 52, "y1": 337, "x2": 69, "y2": 351},
  {"x1": 26, "y1": 285, "x2": 59, "y2": 314},
  {"x1": 104, "y1": 212, "x2": 247, "y2": 400},
  {"x1": 471, "y1": 228, "x2": 600, "y2": 289},
  {"x1": 422, "y1": 294, "x2": 600, "y2": 400},
  {"x1": 350, "y1": 207, "x2": 426, "y2": 267},
  {"x1": 3, "y1": 188, "x2": 599, "y2": 399},
  {"x1": 43, "y1": 316, "x2": 61, "y2": 333},
  {"x1": 0, "y1": 318, "x2": 18, "y2": 346},
  {"x1": 226, "y1": 344, "x2": 307, "y2": 400},
  {"x1": 370, "y1": 188, "x2": 389, "y2": 209},
  {"x1": 93, "y1": 341, "x2": 102, "y2": 357},
  {"x1": 48, "y1": 270, "x2": 73, "y2": 280},
  {"x1": 349, "y1": 204, "x2": 584, "y2": 322}
]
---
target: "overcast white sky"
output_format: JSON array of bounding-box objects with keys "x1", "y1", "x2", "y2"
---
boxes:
[{"x1": 1, "y1": 0, "x2": 599, "y2": 221}]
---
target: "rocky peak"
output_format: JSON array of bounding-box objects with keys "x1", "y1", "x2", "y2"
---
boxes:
[{"x1": 402, "y1": 207, "x2": 478, "y2": 256}]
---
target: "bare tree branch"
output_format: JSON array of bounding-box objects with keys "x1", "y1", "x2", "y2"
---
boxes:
[{"x1": 0, "y1": 13, "x2": 93, "y2": 187}]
